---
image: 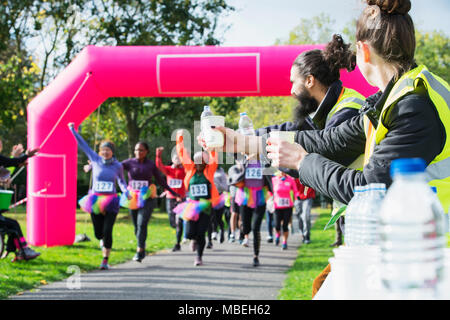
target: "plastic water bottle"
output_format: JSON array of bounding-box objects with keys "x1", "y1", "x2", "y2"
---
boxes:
[
  {"x1": 238, "y1": 112, "x2": 255, "y2": 136},
  {"x1": 201, "y1": 105, "x2": 213, "y2": 118},
  {"x1": 353, "y1": 183, "x2": 386, "y2": 246},
  {"x1": 344, "y1": 185, "x2": 367, "y2": 247},
  {"x1": 379, "y1": 158, "x2": 445, "y2": 299},
  {"x1": 200, "y1": 106, "x2": 224, "y2": 148}
]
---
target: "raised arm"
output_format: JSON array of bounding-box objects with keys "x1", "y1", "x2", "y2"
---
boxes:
[
  {"x1": 69, "y1": 125, "x2": 100, "y2": 163},
  {"x1": 176, "y1": 131, "x2": 194, "y2": 170},
  {"x1": 155, "y1": 147, "x2": 174, "y2": 176}
]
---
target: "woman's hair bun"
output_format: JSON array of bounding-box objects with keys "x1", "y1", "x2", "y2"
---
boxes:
[
  {"x1": 323, "y1": 34, "x2": 356, "y2": 73},
  {"x1": 366, "y1": 0, "x2": 411, "y2": 15}
]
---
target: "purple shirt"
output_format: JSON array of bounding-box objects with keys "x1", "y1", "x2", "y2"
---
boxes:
[
  {"x1": 121, "y1": 158, "x2": 177, "y2": 196},
  {"x1": 244, "y1": 161, "x2": 264, "y2": 189}
]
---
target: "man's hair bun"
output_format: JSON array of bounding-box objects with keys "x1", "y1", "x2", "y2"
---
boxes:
[{"x1": 366, "y1": 0, "x2": 411, "y2": 15}]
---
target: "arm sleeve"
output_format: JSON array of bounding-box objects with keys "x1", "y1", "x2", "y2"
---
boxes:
[
  {"x1": 70, "y1": 127, "x2": 100, "y2": 162},
  {"x1": 255, "y1": 120, "x2": 315, "y2": 136},
  {"x1": 0, "y1": 154, "x2": 28, "y2": 167},
  {"x1": 155, "y1": 149, "x2": 174, "y2": 176},
  {"x1": 325, "y1": 108, "x2": 360, "y2": 129},
  {"x1": 176, "y1": 132, "x2": 194, "y2": 170},
  {"x1": 296, "y1": 115, "x2": 366, "y2": 167},
  {"x1": 116, "y1": 164, "x2": 128, "y2": 193},
  {"x1": 298, "y1": 94, "x2": 445, "y2": 204},
  {"x1": 152, "y1": 161, "x2": 179, "y2": 197}
]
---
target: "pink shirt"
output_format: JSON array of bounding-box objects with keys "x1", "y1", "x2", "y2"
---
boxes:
[{"x1": 272, "y1": 175, "x2": 299, "y2": 209}]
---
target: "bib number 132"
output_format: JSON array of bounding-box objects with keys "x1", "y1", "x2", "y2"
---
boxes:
[{"x1": 190, "y1": 184, "x2": 208, "y2": 197}]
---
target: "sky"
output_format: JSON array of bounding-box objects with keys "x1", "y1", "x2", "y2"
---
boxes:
[{"x1": 220, "y1": 0, "x2": 450, "y2": 46}]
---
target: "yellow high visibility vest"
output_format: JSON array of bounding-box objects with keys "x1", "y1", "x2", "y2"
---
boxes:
[
  {"x1": 364, "y1": 65, "x2": 450, "y2": 211},
  {"x1": 327, "y1": 87, "x2": 366, "y2": 170}
]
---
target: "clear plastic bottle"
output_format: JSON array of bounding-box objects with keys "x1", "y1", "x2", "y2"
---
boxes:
[
  {"x1": 344, "y1": 185, "x2": 366, "y2": 247},
  {"x1": 379, "y1": 158, "x2": 445, "y2": 299},
  {"x1": 353, "y1": 183, "x2": 386, "y2": 246},
  {"x1": 201, "y1": 105, "x2": 213, "y2": 118},
  {"x1": 238, "y1": 112, "x2": 255, "y2": 136}
]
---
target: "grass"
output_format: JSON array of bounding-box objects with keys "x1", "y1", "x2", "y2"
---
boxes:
[
  {"x1": 278, "y1": 207, "x2": 336, "y2": 300},
  {"x1": 0, "y1": 207, "x2": 175, "y2": 300}
]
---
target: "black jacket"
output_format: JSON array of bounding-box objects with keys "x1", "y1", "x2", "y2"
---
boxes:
[
  {"x1": 296, "y1": 81, "x2": 446, "y2": 204},
  {"x1": 0, "y1": 154, "x2": 28, "y2": 168}
]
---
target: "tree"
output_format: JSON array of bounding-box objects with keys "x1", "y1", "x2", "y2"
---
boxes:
[{"x1": 415, "y1": 30, "x2": 449, "y2": 83}]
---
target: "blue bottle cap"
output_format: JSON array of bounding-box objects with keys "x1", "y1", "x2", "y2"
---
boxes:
[
  {"x1": 431, "y1": 186, "x2": 437, "y2": 194},
  {"x1": 390, "y1": 158, "x2": 426, "y2": 177},
  {"x1": 240, "y1": 112, "x2": 247, "y2": 116}
]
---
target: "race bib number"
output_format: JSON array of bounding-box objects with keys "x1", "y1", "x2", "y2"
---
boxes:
[
  {"x1": 277, "y1": 198, "x2": 291, "y2": 207},
  {"x1": 190, "y1": 184, "x2": 208, "y2": 197},
  {"x1": 169, "y1": 179, "x2": 183, "y2": 189},
  {"x1": 131, "y1": 180, "x2": 148, "y2": 190},
  {"x1": 94, "y1": 181, "x2": 114, "y2": 193},
  {"x1": 245, "y1": 167, "x2": 262, "y2": 180}
]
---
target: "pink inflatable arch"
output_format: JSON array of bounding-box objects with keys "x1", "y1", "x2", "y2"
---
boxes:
[{"x1": 26, "y1": 45, "x2": 376, "y2": 246}]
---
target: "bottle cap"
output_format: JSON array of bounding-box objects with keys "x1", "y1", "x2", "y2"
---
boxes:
[
  {"x1": 240, "y1": 112, "x2": 247, "y2": 116},
  {"x1": 203, "y1": 105, "x2": 210, "y2": 111},
  {"x1": 431, "y1": 186, "x2": 437, "y2": 194},
  {"x1": 390, "y1": 158, "x2": 426, "y2": 177},
  {"x1": 369, "y1": 183, "x2": 386, "y2": 191}
]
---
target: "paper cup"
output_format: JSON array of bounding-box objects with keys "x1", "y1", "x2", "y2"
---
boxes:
[
  {"x1": 201, "y1": 116, "x2": 225, "y2": 148},
  {"x1": 269, "y1": 131, "x2": 296, "y2": 144}
]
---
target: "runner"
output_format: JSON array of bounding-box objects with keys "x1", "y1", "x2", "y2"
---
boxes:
[
  {"x1": 69, "y1": 123, "x2": 128, "y2": 270},
  {"x1": 174, "y1": 130, "x2": 219, "y2": 266},
  {"x1": 209, "y1": 165, "x2": 228, "y2": 246},
  {"x1": 272, "y1": 171, "x2": 300, "y2": 250},
  {"x1": 231, "y1": 154, "x2": 272, "y2": 267},
  {"x1": 155, "y1": 146, "x2": 186, "y2": 252},
  {"x1": 121, "y1": 142, "x2": 179, "y2": 262}
]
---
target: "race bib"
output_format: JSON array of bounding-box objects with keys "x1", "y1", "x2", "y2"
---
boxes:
[
  {"x1": 94, "y1": 181, "x2": 114, "y2": 193},
  {"x1": 169, "y1": 179, "x2": 183, "y2": 189},
  {"x1": 277, "y1": 197, "x2": 291, "y2": 207},
  {"x1": 245, "y1": 167, "x2": 262, "y2": 180},
  {"x1": 190, "y1": 184, "x2": 208, "y2": 197},
  {"x1": 131, "y1": 180, "x2": 148, "y2": 191}
]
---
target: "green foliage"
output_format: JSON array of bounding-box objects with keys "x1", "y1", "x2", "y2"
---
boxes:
[{"x1": 415, "y1": 30, "x2": 450, "y2": 83}]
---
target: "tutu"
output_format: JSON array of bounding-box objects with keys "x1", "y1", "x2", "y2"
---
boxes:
[
  {"x1": 78, "y1": 192, "x2": 120, "y2": 215},
  {"x1": 120, "y1": 184, "x2": 157, "y2": 210},
  {"x1": 173, "y1": 199, "x2": 211, "y2": 221},
  {"x1": 235, "y1": 186, "x2": 269, "y2": 209},
  {"x1": 212, "y1": 193, "x2": 226, "y2": 210}
]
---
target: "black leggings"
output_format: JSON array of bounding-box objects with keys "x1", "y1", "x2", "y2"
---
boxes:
[
  {"x1": 212, "y1": 207, "x2": 225, "y2": 233},
  {"x1": 0, "y1": 215, "x2": 25, "y2": 252},
  {"x1": 275, "y1": 207, "x2": 293, "y2": 233},
  {"x1": 90, "y1": 210, "x2": 119, "y2": 249},
  {"x1": 166, "y1": 198, "x2": 184, "y2": 244},
  {"x1": 185, "y1": 212, "x2": 210, "y2": 258},
  {"x1": 240, "y1": 204, "x2": 266, "y2": 257},
  {"x1": 130, "y1": 199, "x2": 154, "y2": 249}
]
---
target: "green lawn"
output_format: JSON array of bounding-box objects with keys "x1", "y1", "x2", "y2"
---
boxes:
[
  {"x1": 0, "y1": 207, "x2": 175, "y2": 299},
  {"x1": 278, "y1": 208, "x2": 336, "y2": 300}
]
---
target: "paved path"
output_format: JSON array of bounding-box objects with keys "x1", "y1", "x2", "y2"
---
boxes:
[{"x1": 11, "y1": 215, "x2": 316, "y2": 300}]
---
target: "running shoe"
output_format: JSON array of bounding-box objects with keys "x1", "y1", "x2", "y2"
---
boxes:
[
  {"x1": 132, "y1": 251, "x2": 145, "y2": 262},
  {"x1": 282, "y1": 243, "x2": 288, "y2": 250},
  {"x1": 219, "y1": 231, "x2": 225, "y2": 244},
  {"x1": 303, "y1": 239, "x2": 311, "y2": 245},
  {"x1": 228, "y1": 234, "x2": 235, "y2": 243},
  {"x1": 172, "y1": 243, "x2": 181, "y2": 252},
  {"x1": 211, "y1": 232, "x2": 218, "y2": 241},
  {"x1": 99, "y1": 260, "x2": 109, "y2": 270},
  {"x1": 22, "y1": 247, "x2": 41, "y2": 260},
  {"x1": 266, "y1": 236, "x2": 273, "y2": 243},
  {"x1": 242, "y1": 238, "x2": 249, "y2": 247},
  {"x1": 194, "y1": 257, "x2": 203, "y2": 266},
  {"x1": 206, "y1": 242, "x2": 213, "y2": 249},
  {"x1": 275, "y1": 236, "x2": 280, "y2": 246},
  {"x1": 253, "y1": 257, "x2": 260, "y2": 267}
]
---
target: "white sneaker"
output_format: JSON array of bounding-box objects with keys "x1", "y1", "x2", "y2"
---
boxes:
[
  {"x1": 211, "y1": 232, "x2": 218, "y2": 240},
  {"x1": 242, "y1": 238, "x2": 249, "y2": 247}
]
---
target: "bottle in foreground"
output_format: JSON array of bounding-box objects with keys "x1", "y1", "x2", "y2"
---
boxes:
[{"x1": 380, "y1": 158, "x2": 446, "y2": 299}]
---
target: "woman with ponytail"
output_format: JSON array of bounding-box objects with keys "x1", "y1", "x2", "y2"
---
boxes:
[{"x1": 201, "y1": 0, "x2": 449, "y2": 297}]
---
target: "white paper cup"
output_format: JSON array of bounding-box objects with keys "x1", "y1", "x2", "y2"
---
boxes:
[
  {"x1": 269, "y1": 131, "x2": 296, "y2": 144},
  {"x1": 201, "y1": 115, "x2": 225, "y2": 148}
]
